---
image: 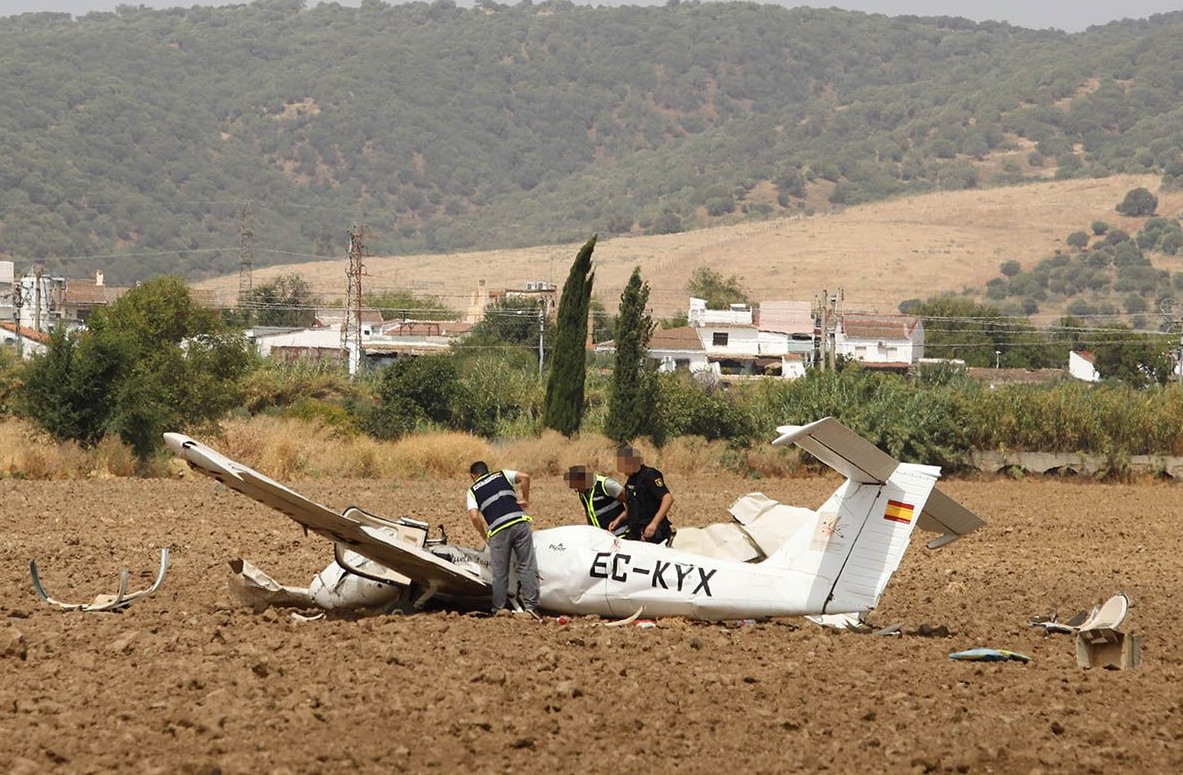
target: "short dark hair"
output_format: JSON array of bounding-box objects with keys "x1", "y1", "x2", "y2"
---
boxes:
[
  {"x1": 470, "y1": 461, "x2": 489, "y2": 477},
  {"x1": 564, "y1": 465, "x2": 589, "y2": 482},
  {"x1": 616, "y1": 445, "x2": 637, "y2": 458}
]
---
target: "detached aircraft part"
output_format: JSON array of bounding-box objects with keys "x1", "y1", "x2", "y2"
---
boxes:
[
  {"x1": 29, "y1": 548, "x2": 170, "y2": 612},
  {"x1": 228, "y1": 556, "x2": 406, "y2": 612},
  {"x1": 165, "y1": 417, "x2": 985, "y2": 622}
]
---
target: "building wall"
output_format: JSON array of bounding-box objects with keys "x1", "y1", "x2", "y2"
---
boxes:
[
  {"x1": 835, "y1": 330, "x2": 927, "y2": 364},
  {"x1": 697, "y1": 325, "x2": 760, "y2": 356},
  {"x1": 0, "y1": 329, "x2": 47, "y2": 357},
  {"x1": 781, "y1": 358, "x2": 808, "y2": 379},
  {"x1": 650, "y1": 348, "x2": 710, "y2": 373},
  {"x1": 688, "y1": 298, "x2": 753, "y2": 327},
  {"x1": 254, "y1": 326, "x2": 343, "y2": 357},
  {"x1": 1069, "y1": 351, "x2": 1101, "y2": 382}
]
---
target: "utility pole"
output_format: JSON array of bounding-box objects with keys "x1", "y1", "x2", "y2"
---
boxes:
[
  {"x1": 33, "y1": 264, "x2": 43, "y2": 333},
  {"x1": 12, "y1": 282, "x2": 23, "y2": 359},
  {"x1": 818, "y1": 289, "x2": 827, "y2": 372},
  {"x1": 341, "y1": 224, "x2": 367, "y2": 377},
  {"x1": 828, "y1": 287, "x2": 843, "y2": 372},
  {"x1": 538, "y1": 306, "x2": 546, "y2": 378},
  {"x1": 1161, "y1": 298, "x2": 1183, "y2": 384},
  {"x1": 238, "y1": 201, "x2": 255, "y2": 314}
]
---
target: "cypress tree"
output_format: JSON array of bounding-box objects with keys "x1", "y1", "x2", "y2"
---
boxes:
[
  {"x1": 543, "y1": 235, "x2": 597, "y2": 435},
  {"x1": 605, "y1": 267, "x2": 655, "y2": 444}
]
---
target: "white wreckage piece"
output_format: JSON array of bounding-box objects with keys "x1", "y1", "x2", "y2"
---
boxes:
[
  {"x1": 29, "y1": 548, "x2": 170, "y2": 612},
  {"x1": 164, "y1": 417, "x2": 985, "y2": 621}
]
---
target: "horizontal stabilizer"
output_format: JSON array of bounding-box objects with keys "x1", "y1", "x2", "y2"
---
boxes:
[
  {"x1": 917, "y1": 487, "x2": 986, "y2": 548},
  {"x1": 773, "y1": 418, "x2": 899, "y2": 484}
]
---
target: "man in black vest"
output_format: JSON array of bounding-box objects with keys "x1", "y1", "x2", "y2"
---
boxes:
[
  {"x1": 564, "y1": 465, "x2": 629, "y2": 537},
  {"x1": 466, "y1": 461, "x2": 540, "y2": 615},
  {"x1": 615, "y1": 446, "x2": 675, "y2": 544}
]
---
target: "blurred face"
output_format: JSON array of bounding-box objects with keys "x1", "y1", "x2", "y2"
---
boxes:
[
  {"x1": 567, "y1": 473, "x2": 590, "y2": 490},
  {"x1": 616, "y1": 451, "x2": 641, "y2": 475}
]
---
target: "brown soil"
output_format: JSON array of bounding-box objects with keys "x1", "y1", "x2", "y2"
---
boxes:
[{"x1": 3, "y1": 475, "x2": 1181, "y2": 774}]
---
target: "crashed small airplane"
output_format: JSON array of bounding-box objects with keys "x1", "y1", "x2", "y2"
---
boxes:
[{"x1": 164, "y1": 417, "x2": 983, "y2": 621}]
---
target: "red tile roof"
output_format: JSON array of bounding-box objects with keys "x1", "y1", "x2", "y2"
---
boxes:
[
  {"x1": 649, "y1": 326, "x2": 704, "y2": 351},
  {"x1": 0, "y1": 321, "x2": 50, "y2": 344},
  {"x1": 63, "y1": 284, "x2": 126, "y2": 306},
  {"x1": 840, "y1": 314, "x2": 921, "y2": 340}
]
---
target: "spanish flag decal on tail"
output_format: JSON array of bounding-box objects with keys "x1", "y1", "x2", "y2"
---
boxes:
[{"x1": 884, "y1": 499, "x2": 915, "y2": 524}]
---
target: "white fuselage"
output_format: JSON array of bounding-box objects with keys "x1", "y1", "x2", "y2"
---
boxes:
[{"x1": 530, "y1": 524, "x2": 831, "y2": 620}]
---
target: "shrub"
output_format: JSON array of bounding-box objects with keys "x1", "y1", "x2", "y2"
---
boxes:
[
  {"x1": 1116, "y1": 187, "x2": 1158, "y2": 217},
  {"x1": 1091, "y1": 220, "x2": 1109, "y2": 235},
  {"x1": 656, "y1": 372, "x2": 756, "y2": 444},
  {"x1": 1066, "y1": 231, "x2": 1089, "y2": 249}
]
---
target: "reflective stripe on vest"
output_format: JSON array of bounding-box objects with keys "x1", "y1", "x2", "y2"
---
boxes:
[
  {"x1": 471, "y1": 470, "x2": 528, "y2": 536},
  {"x1": 580, "y1": 475, "x2": 624, "y2": 529}
]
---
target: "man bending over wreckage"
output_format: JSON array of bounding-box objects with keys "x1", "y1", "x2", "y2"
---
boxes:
[
  {"x1": 466, "y1": 461, "x2": 540, "y2": 616},
  {"x1": 564, "y1": 464, "x2": 630, "y2": 537}
]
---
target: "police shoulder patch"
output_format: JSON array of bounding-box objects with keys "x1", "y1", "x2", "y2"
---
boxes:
[{"x1": 654, "y1": 477, "x2": 664, "y2": 487}]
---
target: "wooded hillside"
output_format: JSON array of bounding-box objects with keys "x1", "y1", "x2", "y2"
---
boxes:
[{"x1": 3, "y1": 0, "x2": 1183, "y2": 282}]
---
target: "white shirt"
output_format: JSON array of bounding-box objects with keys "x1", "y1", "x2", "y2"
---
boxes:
[
  {"x1": 466, "y1": 470, "x2": 519, "y2": 511},
  {"x1": 600, "y1": 476, "x2": 624, "y2": 498}
]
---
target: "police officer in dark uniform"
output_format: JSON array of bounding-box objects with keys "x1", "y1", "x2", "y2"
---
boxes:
[
  {"x1": 613, "y1": 446, "x2": 675, "y2": 544},
  {"x1": 564, "y1": 465, "x2": 629, "y2": 538}
]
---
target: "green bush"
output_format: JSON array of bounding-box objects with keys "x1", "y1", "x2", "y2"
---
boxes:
[
  {"x1": 20, "y1": 277, "x2": 251, "y2": 461},
  {"x1": 454, "y1": 353, "x2": 544, "y2": 438},
  {"x1": 283, "y1": 398, "x2": 358, "y2": 435},
  {"x1": 656, "y1": 372, "x2": 755, "y2": 445},
  {"x1": 0, "y1": 347, "x2": 21, "y2": 417}
]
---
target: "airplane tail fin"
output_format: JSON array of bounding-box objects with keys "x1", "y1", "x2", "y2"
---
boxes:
[{"x1": 764, "y1": 417, "x2": 984, "y2": 614}]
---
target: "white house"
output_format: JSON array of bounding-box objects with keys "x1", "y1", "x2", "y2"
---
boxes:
[
  {"x1": 0, "y1": 261, "x2": 13, "y2": 323},
  {"x1": 647, "y1": 326, "x2": 710, "y2": 372},
  {"x1": 835, "y1": 314, "x2": 924, "y2": 366},
  {"x1": 364, "y1": 320, "x2": 474, "y2": 363},
  {"x1": 0, "y1": 321, "x2": 49, "y2": 358},
  {"x1": 687, "y1": 297, "x2": 753, "y2": 327},
  {"x1": 1068, "y1": 350, "x2": 1101, "y2": 382},
  {"x1": 251, "y1": 325, "x2": 346, "y2": 364}
]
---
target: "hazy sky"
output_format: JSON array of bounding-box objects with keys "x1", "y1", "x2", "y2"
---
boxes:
[{"x1": 1, "y1": 0, "x2": 1180, "y2": 32}]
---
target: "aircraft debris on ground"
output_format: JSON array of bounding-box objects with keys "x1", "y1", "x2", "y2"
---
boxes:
[
  {"x1": 29, "y1": 548, "x2": 170, "y2": 612},
  {"x1": 165, "y1": 417, "x2": 984, "y2": 622}
]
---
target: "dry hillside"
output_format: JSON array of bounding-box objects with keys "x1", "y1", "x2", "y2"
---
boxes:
[{"x1": 200, "y1": 175, "x2": 1180, "y2": 317}]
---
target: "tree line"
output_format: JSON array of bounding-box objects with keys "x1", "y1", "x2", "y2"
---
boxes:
[{"x1": 5, "y1": 237, "x2": 1183, "y2": 473}]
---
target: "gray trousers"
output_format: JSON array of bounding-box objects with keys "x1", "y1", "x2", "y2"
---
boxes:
[{"x1": 489, "y1": 521, "x2": 540, "y2": 612}]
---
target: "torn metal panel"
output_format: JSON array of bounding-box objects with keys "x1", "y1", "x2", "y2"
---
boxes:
[
  {"x1": 228, "y1": 556, "x2": 406, "y2": 611},
  {"x1": 30, "y1": 548, "x2": 169, "y2": 612}
]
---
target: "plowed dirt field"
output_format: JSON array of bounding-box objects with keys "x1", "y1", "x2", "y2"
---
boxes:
[{"x1": 2, "y1": 476, "x2": 1181, "y2": 774}]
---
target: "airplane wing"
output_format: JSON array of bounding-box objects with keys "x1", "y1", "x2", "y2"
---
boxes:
[{"x1": 163, "y1": 433, "x2": 490, "y2": 599}]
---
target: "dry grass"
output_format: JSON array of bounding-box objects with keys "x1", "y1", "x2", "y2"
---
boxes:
[
  {"x1": 0, "y1": 415, "x2": 800, "y2": 481},
  {"x1": 196, "y1": 176, "x2": 1180, "y2": 319},
  {"x1": 0, "y1": 419, "x2": 142, "y2": 479},
  {"x1": 212, "y1": 417, "x2": 799, "y2": 481}
]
